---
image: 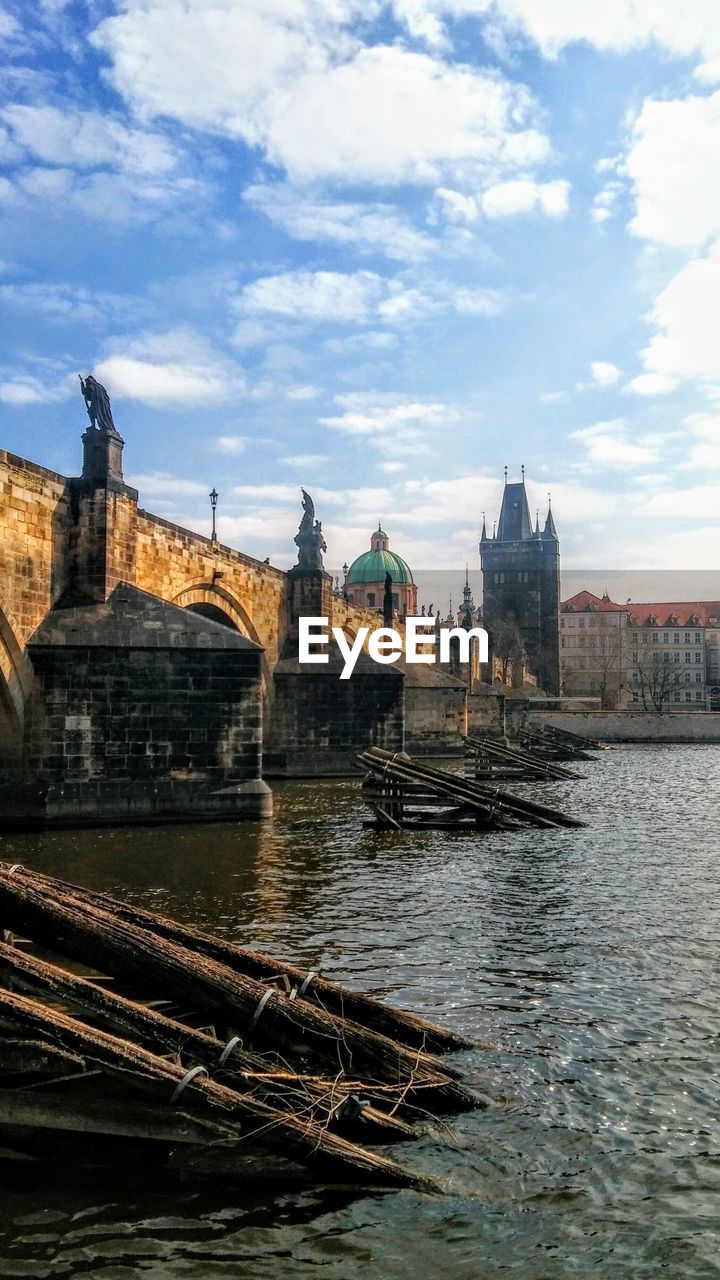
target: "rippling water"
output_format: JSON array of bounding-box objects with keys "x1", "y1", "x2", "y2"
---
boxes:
[{"x1": 1, "y1": 744, "x2": 719, "y2": 1279}]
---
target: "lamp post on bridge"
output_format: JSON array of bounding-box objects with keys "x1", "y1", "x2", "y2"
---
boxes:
[{"x1": 209, "y1": 487, "x2": 218, "y2": 543}]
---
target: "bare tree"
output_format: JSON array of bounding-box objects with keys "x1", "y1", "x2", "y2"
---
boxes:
[
  {"x1": 626, "y1": 632, "x2": 679, "y2": 713},
  {"x1": 490, "y1": 617, "x2": 525, "y2": 685},
  {"x1": 588, "y1": 617, "x2": 623, "y2": 709}
]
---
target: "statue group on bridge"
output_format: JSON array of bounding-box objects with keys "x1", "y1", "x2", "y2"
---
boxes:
[{"x1": 294, "y1": 489, "x2": 327, "y2": 570}]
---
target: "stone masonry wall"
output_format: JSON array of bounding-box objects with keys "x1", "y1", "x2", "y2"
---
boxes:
[
  {"x1": 529, "y1": 709, "x2": 720, "y2": 742},
  {"x1": 266, "y1": 669, "x2": 404, "y2": 775},
  {"x1": 405, "y1": 685, "x2": 467, "y2": 753},
  {"x1": 134, "y1": 509, "x2": 288, "y2": 671},
  {"x1": 25, "y1": 644, "x2": 263, "y2": 785},
  {"x1": 0, "y1": 451, "x2": 73, "y2": 648}
]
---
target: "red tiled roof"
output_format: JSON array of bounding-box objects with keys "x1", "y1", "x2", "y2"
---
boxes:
[
  {"x1": 562, "y1": 591, "x2": 720, "y2": 626},
  {"x1": 561, "y1": 590, "x2": 627, "y2": 613},
  {"x1": 624, "y1": 601, "x2": 720, "y2": 627}
]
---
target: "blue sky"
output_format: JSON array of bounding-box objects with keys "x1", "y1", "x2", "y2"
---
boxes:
[{"x1": 2, "y1": 2, "x2": 720, "y2": 579}]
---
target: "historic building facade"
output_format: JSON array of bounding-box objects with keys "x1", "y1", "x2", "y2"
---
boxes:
[
  {"x1": 480, "y1": 474, "x2": 560, "y2": 694},
  {"x1": 561, "y1": 590, "x2": 719, "y2": 711}
]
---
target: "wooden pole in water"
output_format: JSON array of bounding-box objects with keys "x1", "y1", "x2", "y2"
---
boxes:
[
  {"x1": 0, "y1": 941, "x2": 418, "y2": 1140},
  {"x1": 0, "y1": 987, "x2": 442, "y2": 1192},
  {"x1": 1, "y1": 865, "x2": 471, "y2": 1055},
  {"x1": 0, "y1": 867, "x2": 475, "y2": 1111}
]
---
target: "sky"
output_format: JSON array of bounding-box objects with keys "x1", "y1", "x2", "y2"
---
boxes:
[{"x1": 2, "y1": 2, "x2": 720, "y2": 583}]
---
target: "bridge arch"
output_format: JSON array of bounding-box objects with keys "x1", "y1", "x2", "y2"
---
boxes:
[{"x1": 171, "y1": 583, "x2": 271, "y2": 689}]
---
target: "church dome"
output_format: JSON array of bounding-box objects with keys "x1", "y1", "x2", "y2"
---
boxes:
[{"x1": 345, "y1": 525, "x2": 414, "y2": 586}]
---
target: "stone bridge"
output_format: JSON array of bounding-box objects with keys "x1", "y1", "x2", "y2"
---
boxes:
[{"x1": 2, "y1": 420, "x2": 452, "y2": 822}]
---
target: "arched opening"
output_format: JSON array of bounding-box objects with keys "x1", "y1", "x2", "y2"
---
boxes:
[
  {"x1": 185, "y1": 602, "x2": 240, "y2": 631},
  {"x1": 710, "y1": 686, "x2": 720, "y2": 711}
]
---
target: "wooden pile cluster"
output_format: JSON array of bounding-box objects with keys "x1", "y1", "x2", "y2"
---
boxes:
[
  {"x1": 520, "y1": 723, "x2": 603, "y2": 762},
  {"x1": 464, "y1": 735, "x2": 582, "y2": 784},
  {"x1": 358, "y1": 747, "x2": 586, "y2": 831},
  {"x1": 0, "y1": 863, "x2": 479, "y2": 1191}
]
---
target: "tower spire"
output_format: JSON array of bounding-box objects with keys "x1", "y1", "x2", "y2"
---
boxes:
[{"x1": 543, "y1": 493, "x2": 558, "y2": 540}]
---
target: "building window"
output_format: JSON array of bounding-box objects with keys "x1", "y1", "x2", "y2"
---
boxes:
[
  {"x1": 674, "y1": 691, "x2": 680, "y2": 702},
  {"x1": 367, "y1": 592, "x2": 375, "y2": 607},
  {"x1": 494, "y1": 572, "x2": 505, "y2": 584},
  {"x1": 392, "y1": 593, "x2": 399, "y2": 610},
  {"x1": 696, "y1": 652, "x2": 702, "y2": 662},
  {"x1": 696, "y1": 691, "x2": 703, "y2": 701},
  {"x1": 517, "y1": 570, "x2": 529, "y2": 583},
  {"x1": 674, "y1": 633, "x2": 680, "y2": 642},
  {"x1": 685, "y1": 632, "x2": 691, "y2": 642},
  {"x1": 685, "y1": 692, "x2": 692, "y2": 701},
  {"x1": 652, "y1": 633, "x2": 659, "y2": 644},
  {"x1": 685, "y1": 652, "x2": 691, "y2": 663},
  {"x1": 696, "y1": 672, "x2": 702, "y2": 683}
]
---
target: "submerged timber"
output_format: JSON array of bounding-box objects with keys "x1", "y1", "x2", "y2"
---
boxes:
[
  {"x1": 0, "y1": 864, "x2": 481, "y2": 1190},
  {"x1": 358, "y1": 746, "x2": 587, "y2": 831}
]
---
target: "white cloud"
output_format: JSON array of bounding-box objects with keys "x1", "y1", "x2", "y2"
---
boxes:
[
  {"x1": 286, "y1": 384, "x2": 321, "y2": 400},
  {"x1": 93, "y1": 5, "x2": 552, "y2": 187},
  {"x1": 591, "y1": 178, "x2": 623, "y2": 225},
  {"x1": 679, "y1": 412, "x2": 720, "y2": 470},
  {"x1": 630, "y1": 242, "x2": 720, "y2": 393},
  {"x1": 452, "y1": 286, "x2": 505, "y2": 315},
  {"x1": 245, "y1": 183, "x2": 436, "y2": 261},
  {"x1": 263, "y1": 46, "x2": 549, "y2": 184},
  {"x1": 216, "y1": 436, "x2": 247, "y2": 454},
  {"x1": 590, "y1": 361, "x2": 621, "y2": 387},
  {"x1": 626, "y1": 372, "x2": 679, "y2": 396},
  {"x1": 7, "y1": 164, "x2": 205, "y2": 228},
  {"x1": 127, "y1": 471, "x2": 209, "y2": 496},
  {"x1": 481, "y1": 177, "x2": 569, "y2": 218},
  {"x1": 237, "y1": 270, "x2": 383, "y2": 323},
  {"x1": 627, "y1": 90, "x2": 720, "y2": 248},
  {"x1": 0, "y1": 370, "x2": 74, "y2": 405},
  {"x1": 1, "y1": 103, "x2": 177, "y2": 175},
  {"x1": 235, "y1": 268, "x2": 503, "y2": 327},
  {"x1": 641, "y1": 484, "x2": 720, "y2": 521},
  {"x1": 281, "y1": 452, "x2": 329, "y2": 467},
  {"x1": 0, "y1": 281, "x2": 132, "y2": 324},
  {"x1": 320, "y1": 391, "x2": 456, "y2": 456},
  {"x1": 569, "y1": 418, "x2": 657, "y2": 468},
  {"x1": 391, "y1": 1, "x2": 720, "y2": 73},
  {"x1": 95, "y1": 328, "x2": 246, "y2": 407}
]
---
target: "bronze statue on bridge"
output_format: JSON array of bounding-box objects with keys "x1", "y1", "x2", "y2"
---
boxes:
[
  {"x1": 79, "y1": 375, "x2": 116, "y2": 433},
  {"x1": 294, "y1": 489, "x2": 327, "y2": 570}
]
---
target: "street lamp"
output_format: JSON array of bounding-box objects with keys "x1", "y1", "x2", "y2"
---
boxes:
[{"x1": 209, "y1": 487, "x2": 218, "y2": 542}]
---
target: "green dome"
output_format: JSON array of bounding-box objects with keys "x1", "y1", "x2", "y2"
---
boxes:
[{"x1": 346, "y1": 548, "x2": 414, "y2": 586}]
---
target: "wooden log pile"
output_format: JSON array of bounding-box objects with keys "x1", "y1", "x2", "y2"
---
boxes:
[
  {"x1": 358, "y1": 747, "x2": 587, "y2": 831},
  {"x1": 464, "y1": 735, "x2": 582, "y2": 783},
  {"x1": 520, "y1": 724, "x2": 602, "y2": 761},
  {"x1": 0, "y1": 863, "x2": 479, "y2": 1191}
]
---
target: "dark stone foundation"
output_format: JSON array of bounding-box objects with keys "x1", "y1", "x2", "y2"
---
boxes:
[{"x1": 3, "y1": 583, "x2": 271, "y2": 829}]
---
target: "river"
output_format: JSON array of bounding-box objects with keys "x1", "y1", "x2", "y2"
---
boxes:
[{"x1": 1, "y1": 744, "x2": 718, "y2": 1279}]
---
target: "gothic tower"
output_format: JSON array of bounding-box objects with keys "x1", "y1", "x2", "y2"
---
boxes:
[{"x1": 479, "y1": 470, "x2": 560, "y2": 694}]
